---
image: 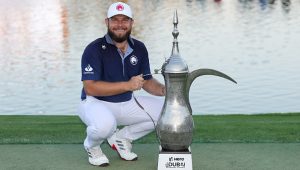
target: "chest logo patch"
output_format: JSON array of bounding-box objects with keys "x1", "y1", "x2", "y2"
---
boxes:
[{"x1": 130, "y1": 55, "x2": 138, "y2": 65}]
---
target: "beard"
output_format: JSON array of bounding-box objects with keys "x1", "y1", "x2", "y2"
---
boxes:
[{"x1": 107, "y1": 27, "x2": 132, "y2": 43}]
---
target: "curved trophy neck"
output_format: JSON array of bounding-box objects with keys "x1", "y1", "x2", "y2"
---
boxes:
[{"x1": 164, "y1": 73, "x2": 190, "y2": 109}]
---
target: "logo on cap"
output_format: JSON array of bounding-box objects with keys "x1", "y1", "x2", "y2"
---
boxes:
[{"x1": 116, "y1": 4, "x2": 124, "y2": 11}]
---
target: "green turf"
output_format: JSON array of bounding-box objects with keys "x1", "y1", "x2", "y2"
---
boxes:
[
  {"x1": 0, "y1": 116, "x2": 85, "y2": 144},
  {"x1": 1, "y1": 143, "x2": 300, "y2": 170},
  {"x1": 0, "y1": 113, "x2": 299, "y2": 144}
]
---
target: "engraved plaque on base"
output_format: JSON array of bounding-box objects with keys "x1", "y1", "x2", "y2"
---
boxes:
[{"x1": 157, "y1": 146, "x2": 192, "y2": 170}]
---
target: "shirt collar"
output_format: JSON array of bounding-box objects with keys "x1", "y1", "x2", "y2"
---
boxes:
[{"x1": 105, "y1": 34, "x2": 135, "y2": 47}]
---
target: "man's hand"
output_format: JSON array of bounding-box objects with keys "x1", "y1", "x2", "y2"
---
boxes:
[{"x1": 127, "y1": 75, "x2": 144, "y2": 91}]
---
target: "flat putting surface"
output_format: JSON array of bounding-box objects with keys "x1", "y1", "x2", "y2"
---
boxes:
[
  {"x1": 1, "y1": 143, "x2": 300, "y2": 170},
  {"x1": 1, "y1": 114, "x2": 299, "y2": 169}
]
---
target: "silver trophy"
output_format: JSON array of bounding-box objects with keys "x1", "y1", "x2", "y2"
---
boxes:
[{"x1": 156, "y1": 11, "x2": 237, "y2": 170}]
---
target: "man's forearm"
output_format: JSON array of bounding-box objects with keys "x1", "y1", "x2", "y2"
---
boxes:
[
  {"x1": 83, "y1": 80, "x2": 129, "y2": 96},
  {"x1": 143, "y1": 78, "x2": 165, "y2": 96}
]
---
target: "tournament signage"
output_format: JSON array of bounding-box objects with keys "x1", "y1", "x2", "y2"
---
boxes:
[{"x1": 158, "y1": 151, "x2": 192, "y2": 170}]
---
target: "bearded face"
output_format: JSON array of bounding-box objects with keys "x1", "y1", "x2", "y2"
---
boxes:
[
  {"x1": 107, "y1": 25, "x2": 132, "y2": 43},
  {"x1": 106, "y1": 15, "x2": 133, "y2": 43}
]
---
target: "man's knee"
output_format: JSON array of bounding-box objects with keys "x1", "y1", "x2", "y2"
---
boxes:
[{"x1": 87, "y1": 123, "x2": 116, "y2": 140}]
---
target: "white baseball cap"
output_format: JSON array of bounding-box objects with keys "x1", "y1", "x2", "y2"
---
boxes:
[{"x1": 107, "y1": 2, "x2": 133, "y2": 19}]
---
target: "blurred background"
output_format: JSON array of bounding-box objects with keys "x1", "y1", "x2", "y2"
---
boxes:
[{"x1": 0, "y1": 0, "x2": 299, "y2": 115}]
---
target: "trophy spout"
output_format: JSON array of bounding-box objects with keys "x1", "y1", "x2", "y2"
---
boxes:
[{"x1": 186, "y1": 68, "x2": 237, "y2": 113}]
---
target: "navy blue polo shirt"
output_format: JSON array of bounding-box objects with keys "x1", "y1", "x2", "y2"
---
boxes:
[{"x1": 81, "y1": 34, "x2": 152, "y2": 102}]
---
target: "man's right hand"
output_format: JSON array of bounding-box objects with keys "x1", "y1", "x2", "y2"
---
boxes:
[{"x1": 127, "y1": 75, "x2": 144, "y2": 91}]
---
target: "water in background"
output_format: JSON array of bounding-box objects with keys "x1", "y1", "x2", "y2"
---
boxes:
[{"x1": 0, "y1": 0, "x2": 299, "y2": 115}]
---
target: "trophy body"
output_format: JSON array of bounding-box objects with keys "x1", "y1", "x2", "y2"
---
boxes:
[{"x1": 156, "y1": 11, "x2": 236, "y2": 170}]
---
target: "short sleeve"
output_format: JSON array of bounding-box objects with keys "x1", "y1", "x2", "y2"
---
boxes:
[
  {"x1": 81, "y1": 45, "x2": 102, "y2": 81},
  {"x1": 140, "y1": 44, "x2": 152, "y2": 80}
]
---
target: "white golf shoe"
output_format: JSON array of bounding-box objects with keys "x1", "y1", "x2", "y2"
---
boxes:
[
  {"x1": 85, "y1": 146, "x2": 109, "y2": 167},
  {"x1": 107, "y1": 132, "x2": 138, "y2": 161}
]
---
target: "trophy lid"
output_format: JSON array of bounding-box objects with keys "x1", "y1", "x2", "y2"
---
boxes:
[{"x1": 163, "y1": 10, "x2": 189, "y2": 74}]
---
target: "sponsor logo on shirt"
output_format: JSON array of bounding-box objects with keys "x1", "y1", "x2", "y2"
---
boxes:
[
  {"x1": 84, "y1": 64, "x2": 94, "y2": 74},
  {"x1": 130, "y1": 55, "x2": 138, "y2": 65}
]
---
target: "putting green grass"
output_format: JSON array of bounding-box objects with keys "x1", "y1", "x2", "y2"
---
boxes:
[
  {"x1": 1, "y1": 143, "x2": 300, "y2": 170},
  {"x1": 0, "y1": 113, "x2": 300, "y2": 144}
]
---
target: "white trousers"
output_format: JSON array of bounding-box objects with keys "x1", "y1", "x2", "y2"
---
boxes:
[{"x1": 78, "y1": 95, "x2": 164, "y2": 148}]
